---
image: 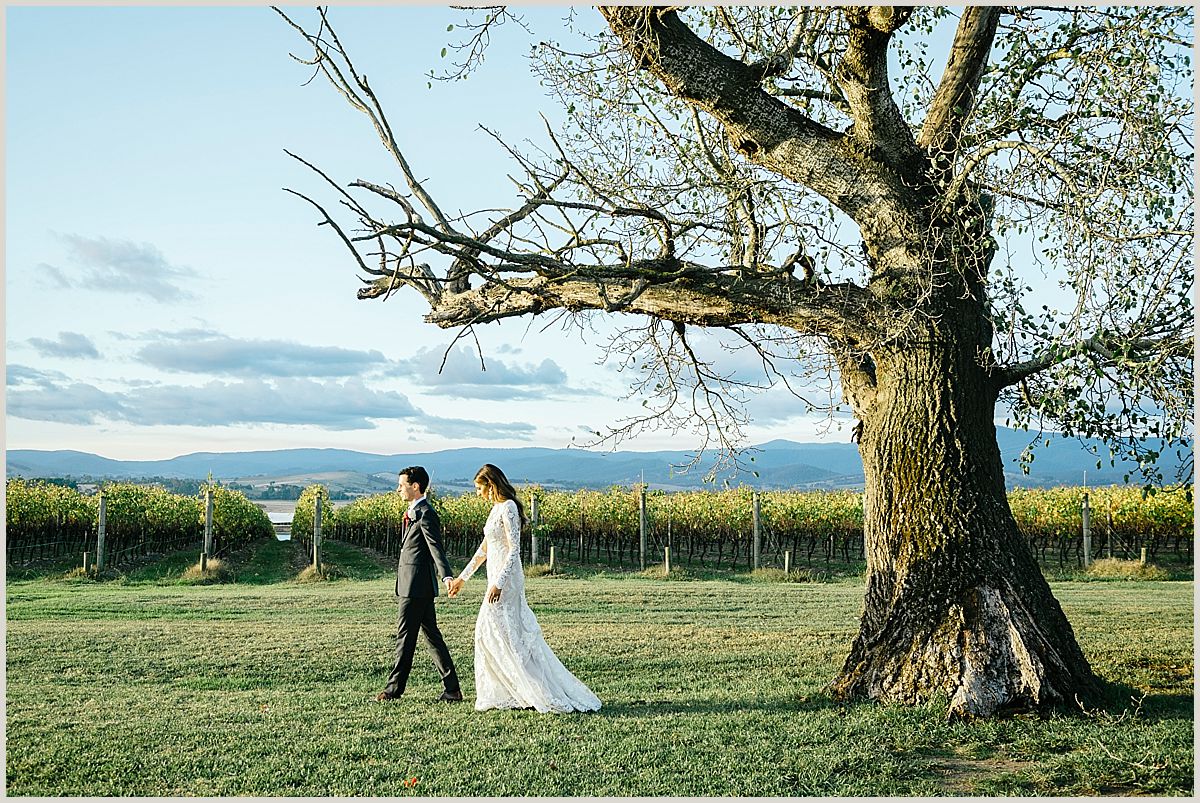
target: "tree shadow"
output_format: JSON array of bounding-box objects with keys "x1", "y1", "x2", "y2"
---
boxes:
[
  {"x1": 589, "y1": 682, "x2": 1193, "y2": 725},
  {"x1": 594, "y1": 691, "x2": 850, "y2": 719},
  {"x1": 1088, "y1": 679, "x2": 1194, "y2": 724}
]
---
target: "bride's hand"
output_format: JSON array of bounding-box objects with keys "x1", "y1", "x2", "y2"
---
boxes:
[{"x1": 486, "y1": 585, "x2": 502, "y2": 603}]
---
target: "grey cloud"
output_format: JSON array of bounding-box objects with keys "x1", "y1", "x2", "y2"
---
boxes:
[
  {"x1": 109, "y1": 327, "x2": 223, "y2": 342},
  {"x1": 6, "y1": 381, "x2": 128, "y2": 424},
  {"x1": 127, "y1": 378, "x2": 419, "y2": 430},
  {"x1": 7, "y1": 364, "x2": 71, "y2": 387},
  {"x1": 402, "y1": 346, "x2": 577, "y2": 400},
  {"x1": 7, "y1": 376, "x2": 423, "y2": 431},
  {"x1": 423, "y1": 416, "x2": 538, "y2": 440},
  {"x1": 28, "y1": 332, "x2": 101, "y2": 359},
  {"x1": 135, "y1": 332, "x2": 391, "y2": 378},
  {"x1": 6, "y1": 364, "x2": 542, "y2": 439},
  {"x1": 36, "y1": 263, "x2": 72, "y2": 288},
  {"x1": 745, "y1": 387, "x2": 848, "y2": 425},
  {"x1": 49, "y1": 234, "x2": 198, "y2": 303}
]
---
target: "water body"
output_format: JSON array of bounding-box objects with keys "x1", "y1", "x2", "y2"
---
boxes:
[
  {"x1": 254, "y1": 500, "x2": 344, "y2": 541},
  {"x1": 254, "y1": 500, "x2": 298, "y2": 524}
]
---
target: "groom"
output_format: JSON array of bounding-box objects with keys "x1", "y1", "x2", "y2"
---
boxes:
[{"x1": 376, "y1": 465, "x2": 463, "y2": 703}]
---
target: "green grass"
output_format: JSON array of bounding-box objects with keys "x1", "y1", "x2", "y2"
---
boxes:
[{"x1": 5, "y1": 539, "x2": 1193, "y2": 796}]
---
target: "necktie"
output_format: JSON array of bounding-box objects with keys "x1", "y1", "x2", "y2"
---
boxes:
[{"x1": 403, "y1": 511, "x2": 411, "y2": 528}]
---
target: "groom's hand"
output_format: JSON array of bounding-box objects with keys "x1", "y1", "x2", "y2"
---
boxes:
[{"x1": 448, "y1": 578, "x2": 465, "y2": 597}]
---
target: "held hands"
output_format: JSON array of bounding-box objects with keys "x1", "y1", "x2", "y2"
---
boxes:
[{"x1": 442, "y1": 578, "x2": 498, "y2": 601}]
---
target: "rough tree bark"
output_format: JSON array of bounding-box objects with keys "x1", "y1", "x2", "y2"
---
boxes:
[
  {"x1": 279, "y1": 5, "x2": 1191, "y2": 719},
  {"x1": 832, "y1": 313, "x2": 1101, "y2": 716}
]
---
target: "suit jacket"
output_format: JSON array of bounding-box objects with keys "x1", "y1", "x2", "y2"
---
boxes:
[{"x1": 395, "y1": 498, "x2": 454, "y2": 598}]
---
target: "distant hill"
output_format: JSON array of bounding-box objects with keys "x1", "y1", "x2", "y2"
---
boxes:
[{"x1": 6, "y1": 427, "x2": 1186, "y2": 492}]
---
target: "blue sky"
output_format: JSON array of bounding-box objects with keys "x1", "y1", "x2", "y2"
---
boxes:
[{"x1": 7, "y1": 6, "x2": 875, "y2": 460}]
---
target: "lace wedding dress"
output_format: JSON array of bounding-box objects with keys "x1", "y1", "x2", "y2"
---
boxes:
[{"x1": 457, "y1": 499, "x2": 601, "y2": 713}]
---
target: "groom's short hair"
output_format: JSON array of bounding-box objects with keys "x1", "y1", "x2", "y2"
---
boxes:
[{"x1": 399, "y1": 465, "x2": 430, "y2": 493}]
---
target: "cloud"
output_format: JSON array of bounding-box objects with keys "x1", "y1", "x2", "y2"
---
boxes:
[
  {"x1": 7, "y1": 375, "x2": 423, "y2": 431},
  {"x1": 400, "y1": 345, "x2": 577, "y2": 400},
  {"x1": 7, "y1": 364, "x2": 71, "y2": 387},
  {"x1": 5, "y1": 370, "x2": 539, "y2": 439},
  {"x1": 36, "y1": 263, "x2": 72, "y2": 288},
  {"x1": 423, "y1": 416, "x2": 538, "y2": 440},
  {"x1": 27, "y1": 332, "x2": 101, "y2": 359},
  {"x1": 6, "y1": 379, "x2": 128, "y2": 425},
  {"x1": 127, "y1": 378, "x2": 420, "y2": 430},
  {"x1": 134, "y1": 331, "x2": 391, "y2": 378},
  {"x1": 743, "y1": 384, "x2": 846, "y2": 425},
  {"x1": 111, "y1": 327, "x2": 222, "y2": 342},
  {"x1": 43, "y1": 234, "x2": 198, "y2": 303}
]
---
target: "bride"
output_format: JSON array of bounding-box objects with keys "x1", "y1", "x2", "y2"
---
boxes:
[{"x1": 448, "y1": 464, "x2": 601, "y2": 713}]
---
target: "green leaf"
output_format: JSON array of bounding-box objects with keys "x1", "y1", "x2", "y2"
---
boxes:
[{"x1": 440, "y1": 47, "x2": 447, "y2": 58}]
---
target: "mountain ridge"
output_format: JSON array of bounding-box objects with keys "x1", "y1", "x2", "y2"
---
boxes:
[{"x1": 7, "y1": 427, "x2": 1183, "y2": 491}]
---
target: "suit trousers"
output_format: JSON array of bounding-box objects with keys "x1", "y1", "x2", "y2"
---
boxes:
[{"x1": 384, "y1": 595, "x2": 460, "y2": 696}]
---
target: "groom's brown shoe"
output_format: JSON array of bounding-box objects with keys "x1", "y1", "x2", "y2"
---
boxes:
[
  {"x1": 438, "y1": 690, "x2": 464, "y2": 703},
  {"x1": 376, "y1": 691, "x2": 399, "y2": 702}
]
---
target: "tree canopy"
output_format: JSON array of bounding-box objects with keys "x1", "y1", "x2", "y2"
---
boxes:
[{"x1": 279, "y1": 6, "x2": 1191, "y2": 485}]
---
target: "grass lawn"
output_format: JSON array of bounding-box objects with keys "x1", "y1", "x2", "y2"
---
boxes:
[{"x1": 5, "y1": 538, "x2": 1193, "y2": 796}]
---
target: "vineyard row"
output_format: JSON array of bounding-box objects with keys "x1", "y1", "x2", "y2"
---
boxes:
[
  {"x1": 295, "y1": 484, "x2": 1194, "y2": 572},
  {"x1": 5, "y1": 479, "x2": 274, "y2": 567}
]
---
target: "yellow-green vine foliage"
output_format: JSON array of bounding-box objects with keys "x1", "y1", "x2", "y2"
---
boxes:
[
  {"x1": 314, "y1": 484, "x2": 1193, "y2": 565},
  {"x1": 291, "y1": 485, "x2": 331, "y2": 551},
  {"x1": 199, "y1": 484, "x2": 275, "y2": 555}
]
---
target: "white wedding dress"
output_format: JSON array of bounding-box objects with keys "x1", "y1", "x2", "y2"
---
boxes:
[{"x1": 457, "y1": 499, "x2": 601, "y2": 713}]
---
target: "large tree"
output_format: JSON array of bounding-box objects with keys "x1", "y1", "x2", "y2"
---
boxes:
[{"x1": 278, "y1": 6, "x2": 1193, "y2": 719}]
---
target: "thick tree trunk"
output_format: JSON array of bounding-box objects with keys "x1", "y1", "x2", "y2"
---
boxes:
[{"x1": 829, "y1": 329, "x2": 1102, "y2": 719}]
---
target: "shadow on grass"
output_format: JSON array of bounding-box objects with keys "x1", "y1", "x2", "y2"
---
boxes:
[
  {"x1": 1090, "y1": 679, "x2": 1193, "y2": 724},
  {"x1": 312, "y1": 539, "x2": 393, "y2": 582},
  {"x1": 232, "y1": 538, "x2": 305, "y2": 585},
  {"x1": 584, "y1": 692, "x2": 849, "y2": 719},
  {"x1": 9, "y1": 547, "x2": 209, "y2": 584},
  {"x1": 592, "y1": 683, "x2": 1194, "y2": 726},
  {"x1": 515, "y1": 561, "x2": 866, "y2": 584},
  {"x1": 7, "y1": 555, "x2": 99, "y2": 581}
]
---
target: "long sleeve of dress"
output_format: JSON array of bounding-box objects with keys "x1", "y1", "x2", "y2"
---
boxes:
[
  {"x1": 493, "y1": 500, "x2": 522, "y2": 590},
  {"x1": 458, "y1": 542, "x2": 486, "y2": 583}
]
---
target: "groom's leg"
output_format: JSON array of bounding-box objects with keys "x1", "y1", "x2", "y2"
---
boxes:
[
  {"x1": 419, "y1": 602, "x2": 461, "y2": 694},
  {"x1": 383, "y1": 596, "x2": 424, "y2": 696}
]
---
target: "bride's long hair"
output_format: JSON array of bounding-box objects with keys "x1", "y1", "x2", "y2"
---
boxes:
[{"x1": 474, "y1": 463, "x2": 529, "y2": 528}]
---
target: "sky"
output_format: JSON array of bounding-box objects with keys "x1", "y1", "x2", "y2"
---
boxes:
[{"x1": 6, "y1": 5, "x2": 879, "y2": 461}]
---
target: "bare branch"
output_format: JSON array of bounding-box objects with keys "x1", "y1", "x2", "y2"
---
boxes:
[
  {"x1": 918, "y1": 7, "x2": 1002, "y2": 168},
  {"x1": 358, "y1": 267, "x2": 876, "y2": 346},
  {"x1": 446, "y1": 168, "x2": 571, "y2": 293},
  {"x1": 281, "y1": 188, "x2": 372, "y2": 278},
  {"x1": 995, "y1": 331, "x2": 1193, "y2": 389},
  {"x1": 274, "y1": 6, "x2": 456, "y2": 234}
]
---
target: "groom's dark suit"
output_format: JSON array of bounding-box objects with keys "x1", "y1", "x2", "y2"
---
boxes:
[{"x1": 382, "y1": 497, "x2": 461, "y2": 698}]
